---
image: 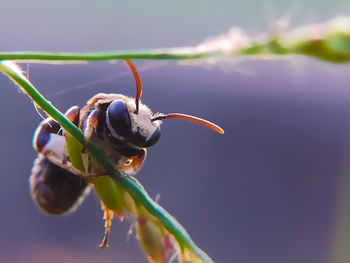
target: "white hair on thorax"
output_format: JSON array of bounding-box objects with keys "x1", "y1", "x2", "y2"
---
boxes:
[{"x1": 124, "y1": 97, "x2": 161, "y2": 140}]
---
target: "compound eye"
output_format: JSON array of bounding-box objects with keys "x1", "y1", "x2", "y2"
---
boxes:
[
  {"x1": 107, "y1": 100, "x2": 132, "y2": 138},
  {"x1": 143, "y1": 126, "x2": 161, "y2": 147}
]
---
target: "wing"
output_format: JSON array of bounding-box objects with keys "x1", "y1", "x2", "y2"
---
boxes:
[{"x1": 30, "y1": 155, "x2": 90, "y2": 215}]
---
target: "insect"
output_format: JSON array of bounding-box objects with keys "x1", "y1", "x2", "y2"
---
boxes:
[{"x1": 30, "y1": 60, "x2": 224, "y2": 248}]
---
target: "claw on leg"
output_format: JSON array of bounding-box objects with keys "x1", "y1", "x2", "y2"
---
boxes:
[{"x1": 99, "y1": 202, "x2": 114, "y2": 249}]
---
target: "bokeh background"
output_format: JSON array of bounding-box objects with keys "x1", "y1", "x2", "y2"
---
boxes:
[{"x1": 1, "y1": 1, "x2": 350, "y2": 262}]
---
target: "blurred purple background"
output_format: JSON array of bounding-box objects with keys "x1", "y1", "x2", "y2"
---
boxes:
[{"x1": 1, "y1": 1, "x2": 350, "y2": 263}]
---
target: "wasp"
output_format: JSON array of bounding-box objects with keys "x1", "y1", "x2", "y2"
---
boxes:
[{"x1": 30, "y1": 60, "x2": 224, "y2": 247}]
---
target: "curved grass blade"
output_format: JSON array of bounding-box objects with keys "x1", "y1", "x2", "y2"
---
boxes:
[{"x1": 0, "y1": 60, "x2": 214, "y2": 263}]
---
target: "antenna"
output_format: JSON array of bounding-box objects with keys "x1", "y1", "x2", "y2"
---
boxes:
[
  {"x1": 124, "y1": 59, "x2": 142, "y2": 114},
  {"x1": 152, "y1": 113, "x2": 224, "y2": 134}
]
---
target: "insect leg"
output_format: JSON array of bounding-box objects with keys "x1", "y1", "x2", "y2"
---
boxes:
[
  {"x1": 117, "y1": 149, "x2": 147, "y2": 176},
  {"x1": 64, "y1": 105, "x2": 80, "y2": 126},
  {"x1": 77, "y1": 108, "x2": 101, "y2": 173},
  {"x1": 33, "y1": 110, "x2": 82, "y2": 175},
  {"x1": 99, "y1": 201, "x2": 114, "y2": 249},
  {"x1": 83, "y1": 108, "x2": 101, "y2": 142},
  {"x1": 33, "y1": 118, "x2": 62, "y2": 153},
  {"x1": 33, "y1": 105, "x2": 80, "y2": 156},
  {"x1": 33, "y1": 117, "x2": 68, "y2": 169}
]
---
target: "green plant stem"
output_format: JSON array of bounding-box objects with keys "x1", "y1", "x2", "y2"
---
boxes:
[
  {"x1": 0, "y1": 50, "x2": 208, "y2": 61},
  {"x1": 118, "y1": 175, "x2": 213, "y2": 262},
  {"x1": 0, "y1": 60, "x2": 213, "y2": 263},
  {"x1": 1, "y1": 31, "x2": 350, "y2": 64}
]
